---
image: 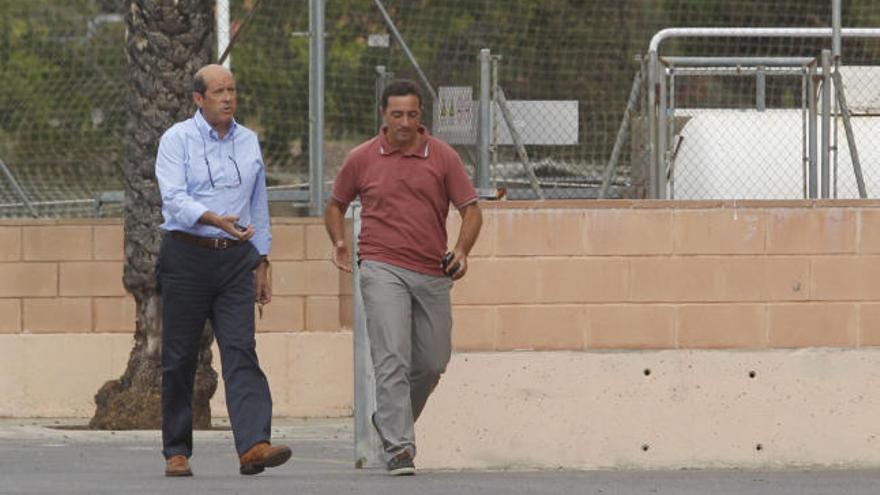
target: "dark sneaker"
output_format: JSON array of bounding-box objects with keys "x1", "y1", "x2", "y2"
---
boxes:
[
  {"x1": 371, "y1": 413, "x2": 392, "y2": 450},
  {"x1": 386, "y1": 450, "x2": 415, "y2": 476}
]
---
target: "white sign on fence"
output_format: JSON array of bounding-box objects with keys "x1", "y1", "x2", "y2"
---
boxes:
[
  {"x1": 434, "y1": 86, "x2": 579, "y2": 146},
  {"x1": 435, "y1": 86, "x2": 476, "y2": 145}
]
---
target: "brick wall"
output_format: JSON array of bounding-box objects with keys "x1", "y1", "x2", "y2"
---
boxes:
[
  {"x1": 0, "y1": 217, "x2": 354, "y2": 417},
  {"x1": 447, "y1": 200, "x2": 880, "y2": 352},
  {"x1": 0, "y1": 218, "x2": 352, "y2": 335},
  {"x1": 3, "y1": 201, "x2": 877, "y2": 347},
  {"x1": 3, "y1": 200, "x2": 879, "y2": 419}
]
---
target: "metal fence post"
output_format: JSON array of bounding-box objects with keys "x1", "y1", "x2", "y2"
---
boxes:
[
  {"x1": 309, "y1": 0, "x2": 325, "y2": 216},
  {"x1": 0, "y1": 159, "x2": 38, "y2": 217},
  {"x1": 647, "y1": 50, "x2": 658, "y2": 199},
  {"x1": 351, "y1": 202, "x2": 384, "y2": 468},
  {"x1": 477, "y1": 48, "x2": 492, "y2": 193},
  {"x1": 657, "y1": 59, "x2": 668, "y2": 199},
  {"x1": 807, "y1": 62, "x2": 817, "y2": 199},
  {"x1": 599, "y1": 65, "x2": 643, "y2": 199},
  {"x1": 216, "y1": 0, "x2": 231, "y2": 69},
  {"x1": 832, "y1": 0, "x2": 842, "y2": 198},
  {"x1": 755, "y1": 66, "x2": 766, "y2": 111},
  {"x1": 496, "y1": 87, "x2": 543, "y2": 199},
  {"x1": 821, "y1": 50, "x2": 831, "y2": 198},
  {"x1": 375, "y1": 66, "x2": 393, "y2": 131},
  {"x1": 833, "y1": 70, "x2": 868, "y2": 198},
  {"x1": 832, "y1": 0, "x2": 842, "y2": 60},
  {"x1": 801, "y1": 66, "x2": 809, "y2": 198}
]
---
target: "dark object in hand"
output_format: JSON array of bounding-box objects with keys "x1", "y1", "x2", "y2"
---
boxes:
[
  {"x1": 441, "y1": 252, "x2": 460, "y2": 277},
  {"x1": 234, "y1": 222, "x2": 247, "y2": 232}
]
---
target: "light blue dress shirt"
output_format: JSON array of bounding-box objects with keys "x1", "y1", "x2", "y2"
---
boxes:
[{"x1": 155, "y1": 110, "x2": 271, "y2": 255}]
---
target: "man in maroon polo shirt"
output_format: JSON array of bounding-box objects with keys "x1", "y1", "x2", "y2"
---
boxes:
[{"x1": 324, "y1": 79, "x2": 482, "y2": 475}]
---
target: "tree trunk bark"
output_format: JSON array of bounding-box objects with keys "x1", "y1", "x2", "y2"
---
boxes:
[{"x1": 90, "y1": 0, "x2": 216, "y2": 430}]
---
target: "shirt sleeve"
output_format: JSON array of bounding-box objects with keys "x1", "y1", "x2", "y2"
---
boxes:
[
  {"x1": 155, "y1": 130, "x2": 208, "y2": 227},
  {"x1": 331, "y1": 152, "x2": 360, "y2": 206},
  {"x1": 249, "y1": 150, "x2": 272, "y2": 256},
  {"x1": 444, "y1": 149, "x2": 479, "y2": 209}
]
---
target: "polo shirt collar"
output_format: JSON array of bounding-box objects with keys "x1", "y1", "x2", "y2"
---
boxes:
[
  {"x1": 378, "y1": 126, "x2": 430, "y2": 159},
  {"x1": 193, "y1": 109, "x2": 237, "y2": 141}
]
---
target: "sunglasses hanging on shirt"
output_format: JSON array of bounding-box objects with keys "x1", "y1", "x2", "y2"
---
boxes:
[{"x1": 193, "y1": 119, "x2": 242, "y2": 188}]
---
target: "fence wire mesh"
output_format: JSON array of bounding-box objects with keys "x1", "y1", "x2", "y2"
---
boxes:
[
  {"x1": 3, "y1": 1, "x2": 880, "y2": 216},
  {"x1": 659, "y1": 35, "x2": 880, "y2": 200},
  {"x1": 0, "y1": 0, "x2": 127, "y2": 217}
]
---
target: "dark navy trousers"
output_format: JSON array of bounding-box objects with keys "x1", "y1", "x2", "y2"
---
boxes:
[{"x1": 158, "y1": 234, "x2": 272, "y2": 458}]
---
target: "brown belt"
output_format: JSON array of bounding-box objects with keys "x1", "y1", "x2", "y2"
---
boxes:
[{"x1": 169, "y1": 231, "x2": 246, "y2": 250}]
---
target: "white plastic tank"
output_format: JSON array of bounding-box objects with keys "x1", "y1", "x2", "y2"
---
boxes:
[{"x1": 670, "y1": 66, "x2": 880, "y2": 200}]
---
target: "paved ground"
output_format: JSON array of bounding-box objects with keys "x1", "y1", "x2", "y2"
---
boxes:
[{"x1": 2, "y1": 418, "x2": 880, "y2": 495}]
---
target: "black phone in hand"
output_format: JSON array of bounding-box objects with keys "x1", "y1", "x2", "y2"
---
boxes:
[{"x1": 441, "y1": 252, "x2": 459, "y2": 277}]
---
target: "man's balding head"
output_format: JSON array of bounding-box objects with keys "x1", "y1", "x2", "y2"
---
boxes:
[{"x1": 193, "y1": 64, "x2": 233, "y2": 95}]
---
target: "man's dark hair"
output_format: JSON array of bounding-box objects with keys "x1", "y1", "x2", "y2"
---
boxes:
[
  {"x1": 193, "y1": 73, "x2": 207, "y2": 95},
  {"x1": 381, "y1": 79, "x2": 422, "y2": 109}
]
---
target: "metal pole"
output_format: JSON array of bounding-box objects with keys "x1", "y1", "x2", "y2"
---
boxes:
[
  {"x1": 599, "y1": 67, "x2": 643, "y2": 199},
  {"x1": 663, "y1": 56, "x2": 816, "y2": 66},
  {"x1": 832, "y1": 0, "x2": 842, "y2": 60},
  {"x1": 808, "y1": 63, "x2": 817, "y2": 199},
  {"x1": 833, "y1": 70, "x2": 868, "y2": 198},
  {"x1": 477, "y1": 48, "x2": 491, "y2": 192},
  {"x1": 649, "y1": 27, "x2": 880, "y2": 53},
  {"x1": 351, "y1": 203, "x2": 384, "y2": 468},
  {"x1": 832, "y1": 0, "x2": 842, "y2": 198},
  {"x1": 833, "y1": 68, "x2": 840, "y2": 199},
  {"x1": 496, "y1": 88, "x2": 543, "y2": 199},
  {"x1": 756, "y1": 66, "x2": 766, "y2": 111},
  {"x1": 647, "y1": 50, "x2": 658, "y2": 199},
  {"x1": 373, "y1": 0, "x2": 437, "y2": 103},
  {"x1": 375, "y1": 66, "x2": 393, "y2": 131},
  {"x1": 657, "y1": 62, "x2": 668, "y2": 199},
  {"x1": 821, "y1": 50, "x2": 831, "y2": 198},
  {"x1": 491, "y1": 55, "x2": 500, "y2": 180},
  {"x1": 801, "y1": 68, "x2": 809, "y2": 198},
  {"x1": 0, "y1": 159, "x2": 38, "y2": 217},
  {"x1": 667, "y1": 68, "x2": 676, "y2": 199},
  {"x1": 216, "y1": 0, "x2": 231, "y2": 68},
  {"x1": 309, "y1": 0, "x2": 325, "y2": 216}
]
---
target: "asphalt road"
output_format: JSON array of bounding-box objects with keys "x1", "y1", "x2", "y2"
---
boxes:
[{"x1": 2, "y1": 418, "x2": 880, "y2": 495}]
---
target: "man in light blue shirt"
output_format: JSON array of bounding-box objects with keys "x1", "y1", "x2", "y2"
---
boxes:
[{"x1": 155, "y1": 64, "x2": 290, "y2": 478}]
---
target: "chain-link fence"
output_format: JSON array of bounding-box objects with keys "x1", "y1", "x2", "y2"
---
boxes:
[
  {"x1": 3, "y1": 1, "x2": 880, "y2": 217},
  {"x1": 0, "y1": 0, "x2": 127, "y2": 217},
  {"x1": 652, "y1": 32, "x2": 880, "y2": 200}
]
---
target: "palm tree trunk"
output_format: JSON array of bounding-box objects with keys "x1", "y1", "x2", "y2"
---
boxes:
[{"x1": 90, "y1": 0, "x2": 216, "y2": 430}]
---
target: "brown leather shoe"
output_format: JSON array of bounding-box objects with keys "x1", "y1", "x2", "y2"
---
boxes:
[
  {"x1": 239, "y1": 442, "x2": 292, "y2": 475},
  {"x1": 165, "y1": 455, "x2": 193, "y2": 477}
]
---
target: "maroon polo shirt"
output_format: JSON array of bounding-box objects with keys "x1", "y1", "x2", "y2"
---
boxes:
[{"x1": 331, "y1": 127, "x2": 478, "y2": 276}]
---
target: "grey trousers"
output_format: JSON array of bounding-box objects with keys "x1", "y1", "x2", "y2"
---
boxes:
[{"x1": 359, "y1": 260, "x2": 453, "y2": 461}]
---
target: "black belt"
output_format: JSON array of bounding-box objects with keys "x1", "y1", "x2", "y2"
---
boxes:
[{"x1": 169, "y1": 231, "x2": 245, "y2": 250}]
